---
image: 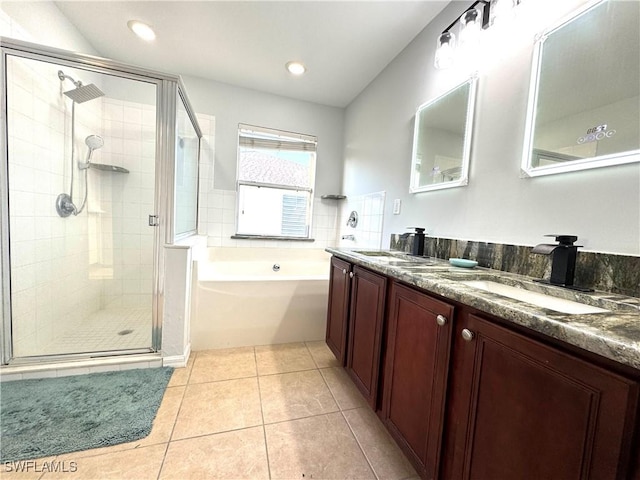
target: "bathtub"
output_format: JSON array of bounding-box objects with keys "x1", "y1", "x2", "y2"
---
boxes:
[{"x1": 191, "y1": 247, "x2": 331, "y2": 350}]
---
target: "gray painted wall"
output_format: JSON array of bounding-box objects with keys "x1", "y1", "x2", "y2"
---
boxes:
[
  {"x1": 181, "y1": 75, "x2": 345, "y2": 197},
  {"x1": 342, "y1": 0, "x2": 639, "y2": 255}
]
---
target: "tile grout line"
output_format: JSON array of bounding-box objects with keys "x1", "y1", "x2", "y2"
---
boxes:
[
  {"x1": 304, "y1": 341, "x2": 322, "y2": 369},
  {"x1": 340, "y1": 407, "x2": 381, "y2": 480},
  {"x1": 254, "y1": 346, "x2": 273, "y2": 480},
  {"x1": 313, "y1": 344, "x2": 381, "y2": 480},
  {"x1": 156, "y1": 351, "x2": 195, "y2": 480}
]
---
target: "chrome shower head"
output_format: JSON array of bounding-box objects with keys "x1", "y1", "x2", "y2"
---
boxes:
[
  {"x1": 85, "y1": 135, "x2": 104, "y2": 152},
  {"x1": 59, "y1": 69, "x2": 104, "y2": 103},
  {"x1": 80, "y1": 135, "x2": 104, "y2": 169},
  {"x1": 63, "y1": 83, "x2": 105, "y2": 104}
]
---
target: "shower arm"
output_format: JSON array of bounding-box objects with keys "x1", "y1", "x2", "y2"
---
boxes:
[{"x1": 58, "y1": 70, "x2": 82, "y2": 88}]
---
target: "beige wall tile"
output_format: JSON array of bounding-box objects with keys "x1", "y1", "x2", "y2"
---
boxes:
[
  {"x1": 259, "y1": 370, "x2": 338, "y2": 424},
  {"x1": 189, "y1": 347, "x2": 256, "y2": 384},
  {"x1": 320, "y1": 367, "x2": 367, "y2": 410},
  {"x1": 159, "y1": 427, "x2": 269, "y2": 480},
  {"x1": 255, "y1": 343, "x2": 315, "y2": 375},
  {"x1": 172, "y1": 378, "x2": 262, "y2": 440},
  {"x1": 265, "y1": 412, "x2": 375, "y2": 479}
]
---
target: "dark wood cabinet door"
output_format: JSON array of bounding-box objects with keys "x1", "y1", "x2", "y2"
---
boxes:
[
  {"x1": 448, "y1": 313, "x2": 639, "y2": 480},
  {"x1": 346, "y1": 266, "x2": 387, "y2": 408},
  {"x1": 325, "y1": 257, "x2": 351, "y2": 365},
  {"x1": 382, "y1": 282, "x2": 454, "y2": 479}
]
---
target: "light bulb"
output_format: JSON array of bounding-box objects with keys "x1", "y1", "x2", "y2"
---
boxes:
[
  {"x1": 458, "y1": 8, "x2": 482, "y2": 48},
  {"x1": 434, "y1": 31, "x2": 456, "y2": 69},
  {"x1": 286, "y1": 62, "x2": 307, "y2": 76},
  {"x1": 127, "y1": 20, "x2": 156, "y2": 41},
  {"x1": 490, "y1": 0, "x2": 517, "y2": 26}
]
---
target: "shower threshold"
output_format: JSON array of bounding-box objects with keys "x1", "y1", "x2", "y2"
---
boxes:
[
  {"x1": 1, "y1": 351, "x2": 163, "y2": 381},
  {"x1": 11, "y1": 306, "x2": 153, "y2": 360}
]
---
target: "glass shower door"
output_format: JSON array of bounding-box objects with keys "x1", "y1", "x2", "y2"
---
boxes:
[{"x1": 5, "y1": 54, "x2": 158, "y2": 358}]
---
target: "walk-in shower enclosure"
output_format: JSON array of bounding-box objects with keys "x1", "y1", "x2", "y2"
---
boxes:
[{"x1": 0, "y1": 38, "x2": 201, "y2": 364}]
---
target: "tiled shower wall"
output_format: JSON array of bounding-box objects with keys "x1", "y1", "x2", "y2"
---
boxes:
[
  {"x1": 198, "y1": 189, "x2": 341, "y2": 249},
  {"x1": 195, "y1": 113, "x2": 216, "y2": 239},
  {"x1": 337, "y1": 191, "x2": 386, "y2": 249},
  {"x1": 197, "y1": 188, "x2": 385, "y2": 250},
  {"x1": 97, "y1": 97, "x2": 156, "y2": 309},
  {"x1": 6, "y1": 56, "x2": 103, "y2": 355}
]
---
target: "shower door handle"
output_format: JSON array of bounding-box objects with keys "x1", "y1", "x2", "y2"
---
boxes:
[{"x1": 148, "y1": 215, "x2": 159, "y2": 227}]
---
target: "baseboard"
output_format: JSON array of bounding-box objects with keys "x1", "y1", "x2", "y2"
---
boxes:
[{"x1": 162, "y1": 343, "x2": 191, "y2": 368}]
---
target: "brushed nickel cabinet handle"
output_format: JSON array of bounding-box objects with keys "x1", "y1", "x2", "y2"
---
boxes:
[
  {"x1": 462, "y1": 329, "x2": 475, "y2": 342},
  {"x1": 436, "y1": 315, "x2": 447, "y2": 326}
]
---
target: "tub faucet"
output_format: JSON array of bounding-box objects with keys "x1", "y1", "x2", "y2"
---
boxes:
[{"x1": 531, "y1": 234, "x2": 591, "y2": 291}]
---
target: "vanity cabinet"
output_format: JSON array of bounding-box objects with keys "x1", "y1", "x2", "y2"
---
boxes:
[
  {"x1": 325, "y1": 257, "x2": 387, "y2": 407},
  {"x1": 443, "y1": 313, "x2": 639, "y2": 480},
  {"x1": 325, "y1": 256, "x2": 351, "y2": 364},
  {"x1": 345, "y1": 266, "x2": 387, "y2": 408},
  {"x1": 381, "y1": 282, "x2": 454, "y2": 480},
  {"x1": 325, "y1": 255, "x2": 640, "y2": 480}
]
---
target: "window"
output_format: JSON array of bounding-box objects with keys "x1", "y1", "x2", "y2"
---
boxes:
[{"x1": 236, "y1": 124, "x2": 317, "y2": 238}]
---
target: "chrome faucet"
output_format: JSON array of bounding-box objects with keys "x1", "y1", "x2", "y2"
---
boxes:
[{"x1": 532, "y1": 234, "x2": 592, "y2": 291}]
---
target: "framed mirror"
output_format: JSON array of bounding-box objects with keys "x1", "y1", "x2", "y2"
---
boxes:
[
  {"x1": 410, "y1": 76, "x2": 477, "y2": 193},
  {"x1": 522, "y1": 0, "x2": 640, "y2": 177}
]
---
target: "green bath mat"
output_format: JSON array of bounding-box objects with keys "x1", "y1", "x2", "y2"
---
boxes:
[{"x1": 0, "y1": 367, "x2": 173, "y2": 462}]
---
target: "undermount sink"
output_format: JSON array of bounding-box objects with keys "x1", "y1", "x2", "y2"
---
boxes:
[
  {"x1": 462, "y1": 280, "x2": 609, "y2": 315},
  {"x1": 353, "y1": 250, "x2": 412, "y2": 262},
  {"x1": 352, "y1": 251, "x2": 453, "y2": 269}
]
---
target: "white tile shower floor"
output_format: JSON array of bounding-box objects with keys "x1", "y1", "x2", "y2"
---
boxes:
[{"x1": 42, "y1": 306, "x2": 152, "y2": 356}]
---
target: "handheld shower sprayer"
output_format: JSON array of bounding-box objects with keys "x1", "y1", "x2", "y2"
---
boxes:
[{"x1": 79, "y1": 135, "x2": 104, "y2": 169}]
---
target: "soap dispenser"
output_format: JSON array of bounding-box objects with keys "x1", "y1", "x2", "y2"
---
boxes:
[{"x1": 409, "y1": 227, "x2": 426, "y2": 256}]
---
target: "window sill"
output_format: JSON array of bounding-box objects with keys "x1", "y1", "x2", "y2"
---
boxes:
[{"x1": 231, "y1": 235, "x2": 315, "y2": 242}]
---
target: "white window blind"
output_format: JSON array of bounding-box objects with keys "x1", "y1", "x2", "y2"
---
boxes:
[{"x1": 236, "y1": 124, "x2": 317, "y2": 238}]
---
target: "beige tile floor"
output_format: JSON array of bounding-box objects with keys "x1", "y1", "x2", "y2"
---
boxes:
[{"x1": 3, "y1": 342, "x2": 418, "y2": 480}]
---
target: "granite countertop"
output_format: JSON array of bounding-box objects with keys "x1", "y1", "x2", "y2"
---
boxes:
[{"x1": 326, "y1": 247, "x2": 640, "y2": 371}]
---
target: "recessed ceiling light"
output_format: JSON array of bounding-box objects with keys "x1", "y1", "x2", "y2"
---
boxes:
[
  {"x1": 286, "y1": 61, "x2": 306, "y2": 76},
  {"x1": 127, "y1": 20, "x2": 156, "y2": 41}
]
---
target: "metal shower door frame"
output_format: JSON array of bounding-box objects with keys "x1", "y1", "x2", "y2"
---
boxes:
[{"x1": 0, "y1": 38, "x2": 197, "y2": 364}]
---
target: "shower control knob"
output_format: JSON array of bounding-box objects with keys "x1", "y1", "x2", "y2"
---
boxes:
[{"x1": 436, "y1": 315, "x2": 447, "y2": 326}]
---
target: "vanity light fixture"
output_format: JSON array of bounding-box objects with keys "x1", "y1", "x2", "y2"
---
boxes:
[
  {"x1": 127, "y1": 20, "x2": 156, "y2": 41},
  {"x1": 434, "y1": 31, "x2": 456, "y2": 69},
  {"x1": 286, "y1": 61, "x2": 307, "y2": 76},
  {"x1": 434, "y1": 0, "x2": 521, "y2": 69}
]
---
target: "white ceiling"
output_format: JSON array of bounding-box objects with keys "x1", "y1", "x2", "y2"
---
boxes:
[{"x1": 54, "y1": 1, "x2": 449, "y2": 108}]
